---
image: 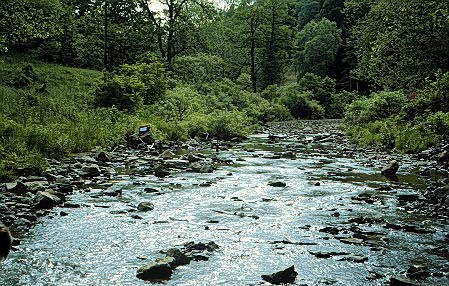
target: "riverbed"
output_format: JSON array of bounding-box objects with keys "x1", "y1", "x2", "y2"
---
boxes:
[{"x1": 0, "y1": 120, "x2": 447, "y2": 286}]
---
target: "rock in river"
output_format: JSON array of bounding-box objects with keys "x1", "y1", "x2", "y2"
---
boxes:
[
  {"x1": 165, "y1": 248, "x2": 190, "y2": 267},
  {"x1": 154, "y1": 165, "x2": 170, "y2": 178},
  {"x1": 261, "y1": 265, "x2": 297, "y2": 284},
  {"x1": 137, "y1": 202, "x2": 155, "y2": 212},
  {"x1": 136, "y1": 260, "x2": 173, "y2": 281},
  {"x1": 268, "y1": 181, "x2": 287, "y2": 187},
  {"x1": 95, "y1": 151, "x2": 110, "y2": 163},
  {"x1": 187, "y1": 162, "x2": 214, "y2": 173},
  {"x1": 80, "y1": 164, "x2": 101, "y2": 177},
  {"x1": 389, "y1": 276, "x2": 421, "y2": 286},
  {"x1": 381, "y1": 160, "x2": 400, "y2": 178},
  {"x1": 0, "y1": 221, "x2": 12, "y2": 260},
  {"x1": 34, "y1": 191, "x2": 63, "y2": 209}
]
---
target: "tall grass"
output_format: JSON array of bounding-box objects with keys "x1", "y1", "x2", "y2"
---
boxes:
[{"x1": 0, "y1": 56, "x2": 140, "y2": 181}]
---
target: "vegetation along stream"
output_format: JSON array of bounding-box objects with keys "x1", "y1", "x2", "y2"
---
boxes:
[
  {"x1": 1, "y1": 1, "x2": 449, "y2": 285},
  {"x1": 0, "y1": 120, "x2": 447, "y2": 286}
]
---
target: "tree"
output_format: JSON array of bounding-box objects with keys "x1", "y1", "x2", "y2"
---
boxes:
[
  {"x1": 229, "y1": 0, "x2": 265, "y2": 92},
  {"x1": 295, "y1": 18, "x2": 342, "y2": 78},
  {"x1": 139, "y1": 0, "x2": 216, "y2": 69},
  {"x1": 296, "y1": 0, "x2": 320, "y2": 29},
  {"x1": 350, "y1": 0, "x2": 449, "y2": 90},
  {"x1": 260, "y1": 0, "x2": 291, "y2": 88},
  {"x1": 337, "y1": 0, "x2": 372, "y2": 92},
  {"x1": 0, "y1": 0, "x2": 62, "y2": 52},
  {"x1": 318, "y1": 0, "x2": 344, "y2": 27}
]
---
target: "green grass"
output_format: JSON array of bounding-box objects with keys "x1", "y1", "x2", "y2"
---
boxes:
[{"x1": 0, "y1": 55, "x2": 140, "y2": 181}]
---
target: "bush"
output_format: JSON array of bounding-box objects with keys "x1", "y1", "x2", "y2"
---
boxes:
[
  {"x1": 153, "y1": 120, "x2": 189, "y2": 141},
  {"x1": 346, "y1": 118, "x2": 398, "y2": 149},
  {"x1": 344, "y1": 91, "x2": 407, "y2": 125},
  {"x1": 208, "y1": 110, "x2": 251, "y2": 140},
  {"x1": 244, "y1": 100, "x2": 293, "y2": 123},
  {"x1": 183, "y1": 113, "x2": 211, "y2": 139},
  {"x1": 6, "y1": 64, "x2": 40, "y2": 88},
  {"x1": 235, "y1": 73, "x2": 252, "y2": 91},
  {"x1": 155, "y1": 85, "x2": 204, "y2": 121},
  {"x1": 118, "y1": 62, "x2": 167, "y2": 104},
  {"x1": 297, "y1": 72, "x2": 336, "y2": 111},
  {"x1": 394, "y1": 123, "x2": 440, "y2": 152},
  {"x1": 94, "y1": 62, "x2": 167, "y2": 111},
  {"x1": 402, "y1": 71, "x2": 449, "y2": 120},
  {"x1": 277, "y1": 86, "x2": 324, "y2": 119},
  {"x1": 94, "y1": 75, "x2": 144, "y2": 112},
  {"x1": 173, "y1": 54, "x2": 225, "y2": 84},
  {"x1": 328, "y1": 91, "x2": 362, "y2": 119},
  {"x1": 0, "y1": 57, "x2": 144, "y2": 181}
]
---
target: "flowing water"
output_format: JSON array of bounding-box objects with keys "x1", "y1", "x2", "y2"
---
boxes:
[{"x1": 1, "y1": 120, "x2": 448, "y2": 286}]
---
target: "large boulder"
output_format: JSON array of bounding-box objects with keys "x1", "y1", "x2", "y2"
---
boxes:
[
  {"x1": 137, "y1": 202, "x2": 155, "y2": 212},
  {"x1": 0, "y1": 221, "x2": 11, "y2": 260},
  {"x1": 186, "y1": 154, "x2": 203, "y2": 163},
  {"x1": 136, "y1": 260, "x2": 173, "y2": 281},
  {"x1": 261, "y1": 265, "x2": 298, "y2": 284},
  {"x1": 95, "y1": 151, "x2": 111, "y2": 163},
  {"x1": 159, "y1": 150, "x2": 176, "y2": 159},
  {"x1": 6, "y1": 181, "x2": 32, "y2": 194},
  {"x1": 163, "y1": 159, "x2": 190, "y2": 169},
  {"x1": 165, "y1": 248, "x2": 190, "y2": 267},
  {"x1": 381, "y1": 161, "x2": 400, "y2": 178},
  {"x1": 389, "y1": 276, "x2": 420, "y2": 286},
  {"x1": 268, "y1": 181, "x2": 287, "y2": 187},
  {"x1": 34, "y1": 191, "x2": 63, "y2": 209},
  {"x1": 154, "y1": 165, "x2": 170, "y2": 178},
  {"x1": 187, "y1": 162, "x2": 214, "y2": 173},
  {"x1": 437, "y1": 151, "x2": 449, "y2": 166},
  {"x1": 80, "y1": 164, "x2": 101, "y2": 177}
]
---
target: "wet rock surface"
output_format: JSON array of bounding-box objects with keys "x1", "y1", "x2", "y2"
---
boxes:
[
  {"x1": 137, "y1": 241, "x2": 219, "y2": 281},
  {"x1": 0, "y1": 120, "x2": 448, "y2": 286},
  {"x1": 261, "y1": 265, "x2": 298, "y2": 284}
]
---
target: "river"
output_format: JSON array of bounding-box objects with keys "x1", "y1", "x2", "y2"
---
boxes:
[{"x1": 0, "y1": 120, "x2": 447, "y2": 286}]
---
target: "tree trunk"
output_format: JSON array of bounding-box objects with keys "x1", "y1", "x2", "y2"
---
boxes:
[{"x1": 250, "y1": 37, "x2": 257, "y2": 92}]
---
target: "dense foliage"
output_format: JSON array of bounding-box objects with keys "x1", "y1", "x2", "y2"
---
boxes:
[{"x1": 0, "y1": 0, "x2": 448, "y2": 179}]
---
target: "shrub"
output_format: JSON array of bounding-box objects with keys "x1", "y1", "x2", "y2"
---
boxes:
[
  {"x1": 6, "y1": 64, "x2": 40, "y2": 88},
  {"x1": 394, "y1": 123, "x2": 440, "y2": 152},
  {"x1": 154, "y1": 120, "x2": 189, "y2": 141},
  {"x1": 155, "y1": 85, "x2": 204, "y2": 121},
  {"x1": 208, "y1": 110, "x2": 250, "y2": 140},
  {"x1": 346, "y1": 118, "x2": 397, "y2": 149},
  {"x1": 402, "y1": 71, "x2": 449, "y2": 120},
  {"x1": 244, "y1": 100, "x2": 293, "y2": 123},
  {"x1": 235, "y1": 73, "x2": 252, "y2": 91},
  {"x1": 344, "y1": 91, "x2": 407, "y2": 125},
  {"x1": 118, "y1": 62, "x2": 167, "y2": 104},
  {"x1": 94, "y1": 62, "x2": 167, "y2": 111},
  {"x1": 94, "y1": 74, "x2": 144, "y2": 112},
  {"x1": 173, "y1": 54, "x2": 225, "y2": 84},
  {"x1": 328, "y1": 91, "x2": 362, "y2": 119},
  {"x1": 277, "y1": 88, "x2": 324, "y2": 119},
  {"x1": 260, "y1": 85, "x2": 280, "y2": 101},
  {"x1": 183, "y1": 113, "x2": 211, "y2": 139},
  {"x1": 297, "y1": 72, "x2": 336, "y2": 110}
]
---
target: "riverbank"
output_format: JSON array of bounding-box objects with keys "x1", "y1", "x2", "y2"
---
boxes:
[{"x1": 0, "y1": 120, "x2": 448, "y2": 286}]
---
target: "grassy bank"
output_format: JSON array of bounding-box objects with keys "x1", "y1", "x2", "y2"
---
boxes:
[
  {"x1": 342, "y1": 72, "x2": 449, "y2": 153},
  {"x1": 0, "y1": 56, "x2": 140, "y2": 181},
  {"x1": 0, "y1": 56, "x2": 290, "y2": 182}
]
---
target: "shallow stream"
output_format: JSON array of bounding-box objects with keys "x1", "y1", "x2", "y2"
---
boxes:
[{"x1": 1, "y1": 120, "x2": 448, "y2": 286}]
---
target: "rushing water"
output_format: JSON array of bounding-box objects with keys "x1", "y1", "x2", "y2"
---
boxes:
[{"x1": 1, "y1": 120, "x2": 448, "y2": 286}]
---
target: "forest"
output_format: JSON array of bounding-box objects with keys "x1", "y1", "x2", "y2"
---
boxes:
[
  {"x1": 1, "y1": 1, "x2": 449, "y2": 285},
  {"x1": 0, "y1": 0, "x2": 448, "y2": 180}
]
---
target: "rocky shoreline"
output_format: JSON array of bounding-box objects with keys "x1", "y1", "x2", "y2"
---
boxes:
[
  {"x1": 0, "y1": 120, "x2": 448, "y2": 285},
  {"x1": 0, "y1": 133, "x2": 236, "y2": 242}
]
